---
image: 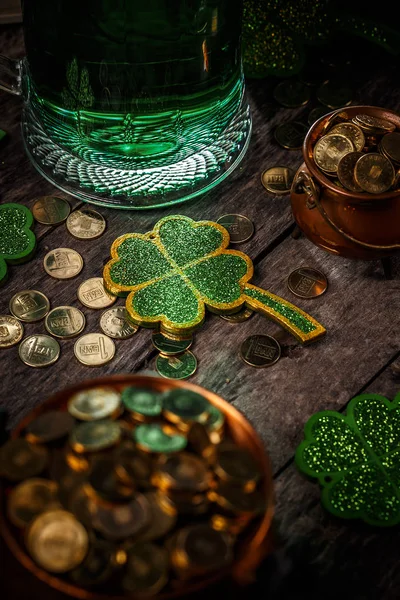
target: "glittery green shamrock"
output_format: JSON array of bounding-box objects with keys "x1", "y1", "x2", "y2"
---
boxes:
[
  {"x1": 0, "y1": 203, "x2": 36, "y2": 285},
  {"x1": 103, "y1": 215, "x2": 325, "y2": 343},
  {"x1": 296, "y1": 393, "x2": 400, "y2": 526}
]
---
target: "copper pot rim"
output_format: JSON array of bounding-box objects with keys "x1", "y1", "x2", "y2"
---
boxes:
[
  {"x1": 303, "y1": 104, "x2": 400, "y2": 203},
  {"x1": 0, "y1": 373, "x2": 275, "y2": 600}
]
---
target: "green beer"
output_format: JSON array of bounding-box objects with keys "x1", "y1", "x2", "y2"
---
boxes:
[{"x1": 20, "y1": 0, "x2": 250, "y2": 207}]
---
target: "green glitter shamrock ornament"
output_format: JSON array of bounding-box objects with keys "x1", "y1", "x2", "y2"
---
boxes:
[
  {"x1": 103, "y1": 215, "x2": 325, "y2": 344},
  {"x1": 296, "y1": 392, "x2": 400, "y2": 526},
  {"x1": 0, "y1": 203, "x2": 36, "y2": 285}
]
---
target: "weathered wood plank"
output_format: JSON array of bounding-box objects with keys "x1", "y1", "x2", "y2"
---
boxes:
[
  {"x1": 169, "y1": 236, "x2": 400, "y2": 473},
  {"x1": 266, "y1": 365, "x2": 400, "y2": 600}
]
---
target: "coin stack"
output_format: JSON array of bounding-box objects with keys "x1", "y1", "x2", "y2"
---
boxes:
[
  {"x1": 312, "y1": 111, "x2": 400, "y2": 194},
  {"x1": 0, "y1": 383, "x2": 266, "y2": 596}
]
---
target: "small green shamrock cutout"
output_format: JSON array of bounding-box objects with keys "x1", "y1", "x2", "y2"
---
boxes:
[
  {"x1": 0, "y1": 203, "x2": 36, "y2": 285},
  {"x1": 103, "y1": 215, "x2": 325, "y2": 343},
  {"x1": 296, "y1": 392, "x2": 400, "y2": 526}
]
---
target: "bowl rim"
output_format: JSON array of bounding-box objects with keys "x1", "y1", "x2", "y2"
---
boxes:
[{"x1": 0, "y1": 373, "x2": 275, "y2": 600}]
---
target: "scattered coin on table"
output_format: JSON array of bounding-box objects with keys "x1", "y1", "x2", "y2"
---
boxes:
[
  {"x1": 274, "y1": 121, "x2": 308, "y2": 150},
  {"x1": 19, "y1": 334, "x2": 61, "y2": 368},
  {"x1": 66, "y1": 208, "x2": 106, "y2": 240},
  {"x1": 151, "y1": 332, "x2": 192, "y2": 356},
  {"x1": 74, "y1": 333, "x2": 116, "y2": 366},
  {"x1": 156, "y1": 351, "x2": 197, "y2": 379},
  {"x1": 0, "y1": 315, "x2": 24, "y2": 348},
  {"x1": 9, "y1": 289, "x2": 50, "y2": 322},
  {"x1": 240, "y1": 334, "x2": 281, "y2": 368},
  {"x1": 220, "y1": 305, "x2": 254, "y2": 323},
  {"x1": 43, "y1": 248, "x2": 83, "y2": 279},
  {"x1": 273, "y1": 79, "x2": 311, "y2": 108},
  {"x1": 316, "y1": 80, "x2": 353, "y2": 109},
  {"x1": 100, "y1": 306, "x2": 138, "y2": 339},
  {"x1": 45, "y1": 306, "x2": 86, "y2": 338},
  {"x1": 78, "y1": 277, "x2": 117, "y2": 309},
  {"x1": 216, "y1": 214, "x2": 254, "y2": 243},
  {"x1": 32, "y1": 196, "x2": 71, "y2": 225},
  {"x1": 261, "y1": 166, "x2": 296, "y2": 195},
  {"x1": 287, "y1": 267, "x2": 328, "y2": 298},
  {"x1": 68, "y1": 387, "x2": 121, "y2": 421}
]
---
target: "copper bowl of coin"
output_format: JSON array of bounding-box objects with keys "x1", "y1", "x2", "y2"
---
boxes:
[
  {"x1": 290, "y1": 105, "x2": 400, "y2": 260},
  {"x1": 0, "y1": 374, "x2": 274, "y2": 599}
]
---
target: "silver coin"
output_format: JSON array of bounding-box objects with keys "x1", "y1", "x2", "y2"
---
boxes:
[
  {"x1": 216, "y1": 214, "x2": 254, "y2": 244},
  {"x1": 45, "y1": 306, "x2": 86, "y2": 338},
  {"x1": 100, "y1": 307, "x2": 138, "y2": 339},
  {"x1": 19, "y1": 334, "x2": 60, "y2": 368},
  {"x1": 9, "y1": 290, "x2": 50, "y2": 322},
  {"x1": 66, "y1": 209, "x2": 106, "y2": 240}
]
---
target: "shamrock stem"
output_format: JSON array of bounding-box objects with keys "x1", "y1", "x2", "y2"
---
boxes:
[{"x1": 243, "y1": 284, "x2": 326, "y2": 344}]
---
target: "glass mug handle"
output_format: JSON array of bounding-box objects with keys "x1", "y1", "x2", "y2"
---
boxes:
[{"x1": 0, "y1": 55, "x2": 22, "y2": 95}]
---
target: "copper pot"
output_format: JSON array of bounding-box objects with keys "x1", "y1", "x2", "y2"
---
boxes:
[
  {"x1": 0, "y1": 374, "x2": 274, "y2": 600},
  {"x1": 290, "y1": 105, "x2": 400, "y2": 260}
]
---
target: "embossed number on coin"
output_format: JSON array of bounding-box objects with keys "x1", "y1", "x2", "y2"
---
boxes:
[
  {"x1": 0, "y1": 315, "x2": 24, "y2": 347},
  {"x1": 44, "y1": 248, "x2": 83, "y2": 279},
  {"x1": 10, "y1": 290, "x2": 50, "y2": 322},
  {"x1": 45, "y1": 306, "x2": 85, "y2": 338},
  {"x1": 240, "y1": 334, "x2": 281, "y2": 367},
  {"x1": 74, "y1": 333, "x2": 115, "y2": 366},
  {"x1": 19, "y1": 334, "x2": 60, "y2": 367},
  {"x1": 216, "y1": 214, "x2": 254, "y2": 244},
  {"x1": 78, "y1": 278, "x2": 117, "y2": 309},
  {"x1": 261, "y1": 166, "x2": 295, "y2": 195},
  {"x1": 100, "y1": 307, "x2": 138, "y2": 339},
  {"x1": 354, "y1": 153, "x2": 395, "y2": 194},
  {"x1": 287, "y1": 267, "x2": 328, "y2": 298}
]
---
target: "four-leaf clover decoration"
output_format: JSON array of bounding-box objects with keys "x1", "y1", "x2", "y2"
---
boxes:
[
  {"x1": 0, "y1": 203, "x2": 36, "y2": 285},
  {"x1": 103, "y1": 215, "x2": 326, "y2": 343},
  {"x1": 296, "y1": 393, "x2": 400, "y2": 526}
]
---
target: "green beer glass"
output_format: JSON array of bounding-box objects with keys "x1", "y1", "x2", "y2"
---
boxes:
[{"x1": 0, "y1": 1, "x2": 251, "y2": 209}]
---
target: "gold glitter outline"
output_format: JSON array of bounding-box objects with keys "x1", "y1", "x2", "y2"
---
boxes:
[
  {"x1": 103, "y1": 215, "x2": 326, "y2": 343},
  {"x1": 243, "y1": 284, "x2": 326, "y2": 344}
]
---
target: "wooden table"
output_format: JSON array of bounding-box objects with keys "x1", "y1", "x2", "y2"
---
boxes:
[{"x1": 1, "y1": 24, "x2": 400, "y2": 600}]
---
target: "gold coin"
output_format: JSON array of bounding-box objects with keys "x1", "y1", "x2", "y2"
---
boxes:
[
  {"x1": 353, "y1": 113, "x2": 396, "y2": 135},
  {"x1": 88, "y1": 455, "x2": 134, "y2": 502},
  {"x1": 136, "y1": 491, "x2": 177, "y2": 542},
  {"x1": 337, "y1": 151, "x2": 364, "y2": 192},
  {"x1": 68, "y1": 387, "x2": 121, "y2": 421},
  {"x1": 7, "y1": 478, "x2": 60, "y2": 527},
  {"x1": 78, "y1": 278, "x2": 117, "y2": 309},
  {"x1": 43, "y1": 248, "x2": 83, "y2": 279},
  {"x1": 330, "y1": 122, "x2": 365, "y2": 152},
  {"x1": 0, "y1": 438, "x2": 48, "y2": 481},
  {"x1": 154, "y1": 452, "x2": 212, "y2": 493},
  {"x1": 19, "y1": 334, "x2": 60, "y2": 368},
  {"x1": 70, "y1": 419, "x2": 121, "y2": 453},
  {"x1": 220, "y1": 306, "x2": 254, "y2": 323},
  {"x1": 9, "y1": 290, "x2": 50, "y2": 322},
  {"x1": 100, "y1": 307, "x2": 138, "y2": 339},
  {"x1": 260, "y1": 166, "x2": 296, "y2": 195},
  {"x1": 26, "y1": 509, "x2": 89, "y2": 573},
  {"x1": 208, "y1": 482, "x2": 266, "y2": 516},
  {"x1": 74, "y1": 333, "x2": 115, "y2": 366},
  {"x1": 313, "y1": 133, "x2": 354, "y2": 173},
  {"x1": 287, "y1": 267, "x2": 328, "y2": 299},
  {"x1": 240, "y1": 334, "x2": 281, "y2": 368},
  {"x1": 66, "y1": 208, "x2": 106, "y2": 240},
  {"x1": 354, "y1": 153, "x2": 395, "y2": 194},
  {"x1": 91, "y1": 493, "x2": 150, "y2": 541},
  {"x1": 32, "y1": 196, "x2": 71, "y2": 225},
  {"x1": 26, "y1": 411, "x2": 75, "y2": 443},
  {"x1": 215, "y1": 446, "x2": 261, "y2": 489},
  {"x1": 122, "y1": 542, "x2": 169, "y2": 595},
  {"x1": 380, "y1": 132, "x2": 400, "y2": 164},
  {"x1": 0, "y1": 315, "x2": 24, "y2": 348},
  {"x1": 216, "y1": 214, "x2": 254, "y2": 244},
  {"x1": 69, "y1": 539, "x2": 117, "y2": 586},
  {"x1": 171, "y1": 524, "x2": 232, "y2": 575},
  {"x1": 45, "y1": 306, "x2": 86, "y2": 338}
]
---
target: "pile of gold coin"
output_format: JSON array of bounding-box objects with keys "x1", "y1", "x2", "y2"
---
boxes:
[
  {"x1": 0, "y1": 383, "x2": 267, "y2": 596},
  {"x1": 312, "y1": 111, "x2": 400, "y2": 194}
]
